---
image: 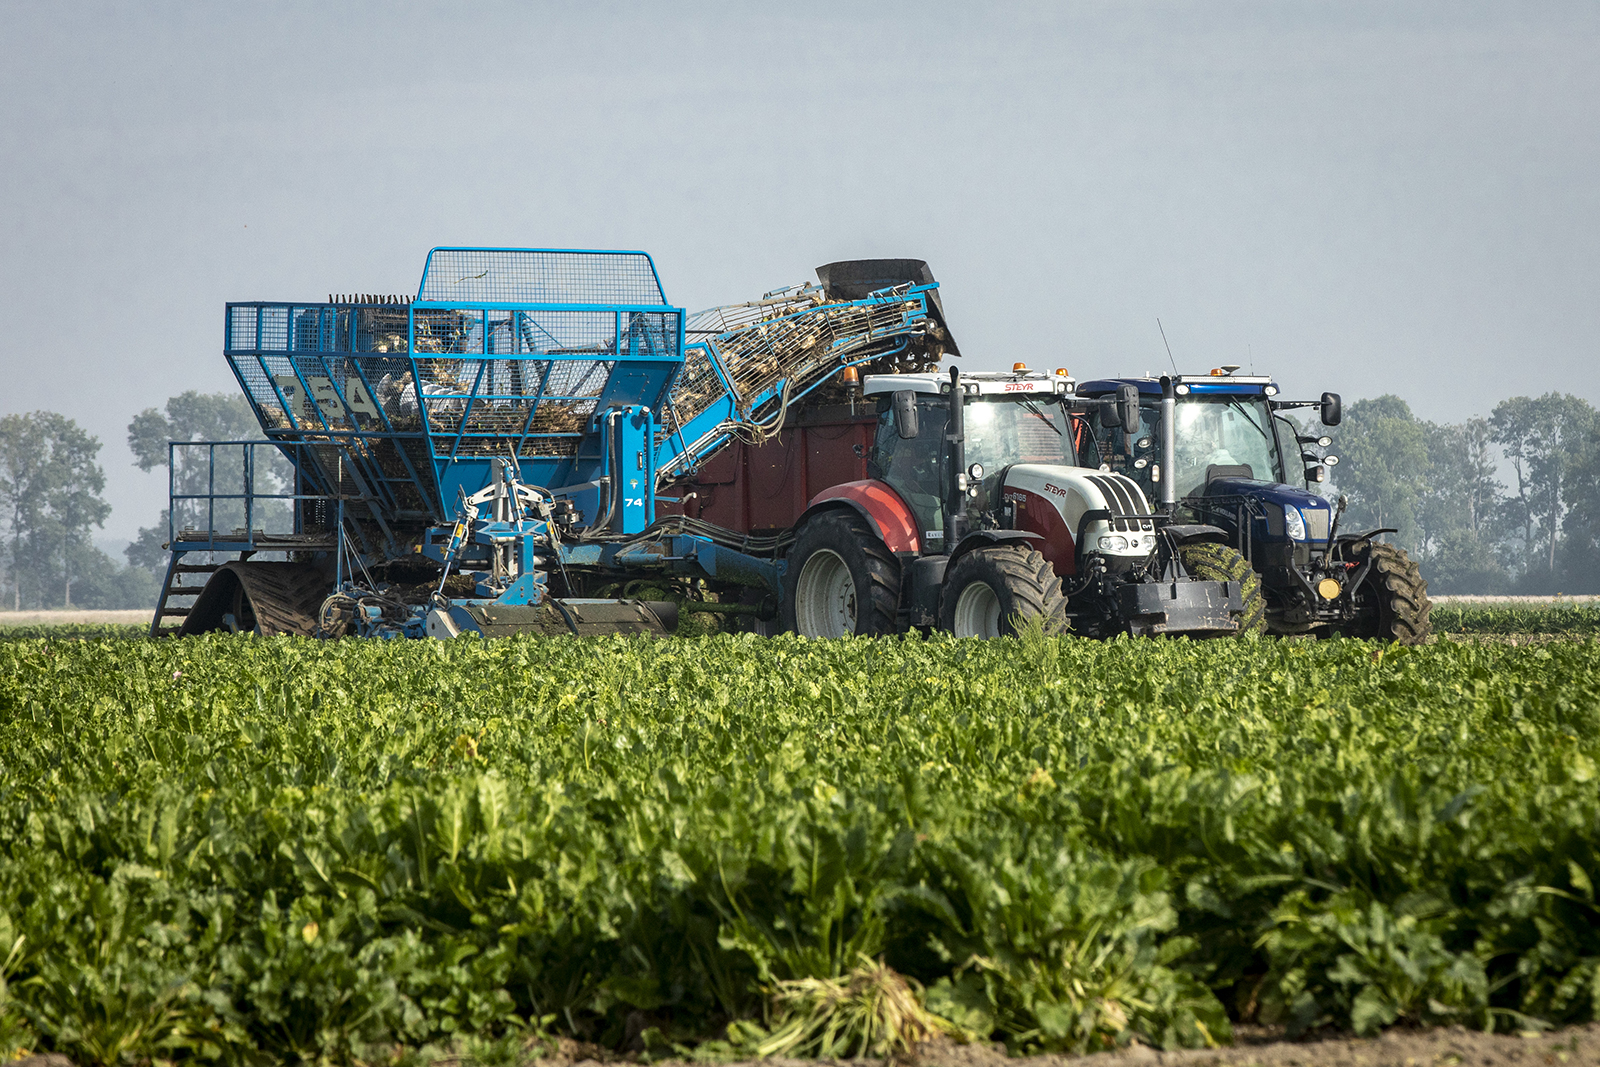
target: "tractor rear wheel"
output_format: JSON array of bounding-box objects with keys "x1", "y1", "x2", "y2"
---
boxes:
[
  {"x1": 780, "y1": 510, "x2": 901, "y2": 637},
  {"x1": 938, "y1": 544, "x2": 1069, "y2": 638},
  {"x1": 1347, "y1": 541, "x2": 1432, "y2": 643},
  {"x1": 1178, "y1": 542, "x2": 1267, "y2": 634}
]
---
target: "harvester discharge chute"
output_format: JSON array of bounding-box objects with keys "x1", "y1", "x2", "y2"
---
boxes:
[{"x1": 155, "y1": 249, "x2": 952, "y2": 639}]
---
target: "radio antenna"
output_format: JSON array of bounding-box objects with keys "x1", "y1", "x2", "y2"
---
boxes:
[{"x1": 1156, "y1": 318, "x2": 1179, "y2": 376}]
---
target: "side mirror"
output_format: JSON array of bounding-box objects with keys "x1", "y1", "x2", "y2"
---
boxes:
[
  {"x1": 1117, "y1": 384, "x2": 1142, "y2": 436},
  {"x1": 892, "y1": 390, "x2": 919, "y2": 440},
  {"x1": 1321, "y1": 392, "x2": 1342, "y2": 427},
  {"x1": 1097, "y1": 398, "x2": 1121, "y2": 429}
]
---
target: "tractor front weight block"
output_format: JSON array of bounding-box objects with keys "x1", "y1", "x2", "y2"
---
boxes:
[{"x1": 1117, "y1": 579, "x2": 1244, "y2": 638}]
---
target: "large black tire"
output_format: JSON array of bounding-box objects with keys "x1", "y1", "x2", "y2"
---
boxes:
[
  {"x1": 1347, "y1": 541, "x2": 1432, "y2": 643},
  {"x1": 1178, "y1": 542, "x2": 1267, "y2": 635},
  {"x1": 780, "y1": 510, "x2": 901, "y2": 637},
  {"x1": 938, "y1": 544, "x2": 1070, "y2": 638}
]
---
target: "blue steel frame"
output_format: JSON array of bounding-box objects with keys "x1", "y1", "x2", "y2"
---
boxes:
[
  {"x1": 221, "y1": 249, "x2": 689, "y2": 549},
  {"x1": 166, "y1": 440, "x2": 336, "y2": 552},
  {"x1": 203, "y1": 248, "x2": 944, "y2": 616}
]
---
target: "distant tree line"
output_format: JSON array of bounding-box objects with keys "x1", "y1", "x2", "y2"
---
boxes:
[
  {"x1": 0, "y1": 412, "x2": 151, "y2": 609},
  {"x1": 3, "y1": 388, "x2": 1596, "y2": 609},
  {"x1": 0, "y1": 392, "x2": 271, "y2": 611},
  {"x1": 1331, "y1": 392, "x2": 1600, "y2": 594}
]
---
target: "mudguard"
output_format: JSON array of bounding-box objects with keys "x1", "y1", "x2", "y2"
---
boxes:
[
  {"x1": 800, "y1": 480, "x2": 920, "y2": 554},
  {"x1": 947, "y1": 529, "x2": 1044, "y2": 571},
  {"x1": 1163, "y1": 524, "x2": 1231, "y2": 546}
]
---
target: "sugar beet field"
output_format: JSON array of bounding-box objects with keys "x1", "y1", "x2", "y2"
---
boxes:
[{"x1": 2, "y1": 613, "x2": 1599, "y2": 1065}]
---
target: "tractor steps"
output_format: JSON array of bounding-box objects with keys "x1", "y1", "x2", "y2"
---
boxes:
[{"x1": 149, "y1": 558, "x2": 225, "y2": 636}]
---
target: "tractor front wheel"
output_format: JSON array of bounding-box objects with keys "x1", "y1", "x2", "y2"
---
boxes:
[
  {"x1": 1346, "y1": 541, "x2": 1432, "y2": 643},
  {"x1": 1178, "y1": 542, "x2": 1267, "y2": 634},
  {"x1": 939, "y1": 544, "x2": 1070, "y2": 638},
  {"x1": 780, "y1": 510, "x2": 901, "y2": 637}
]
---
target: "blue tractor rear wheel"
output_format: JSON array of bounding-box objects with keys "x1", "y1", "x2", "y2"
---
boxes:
[{"x1": 1346, "y1": 541, "x2": 1432, "y2": 644}]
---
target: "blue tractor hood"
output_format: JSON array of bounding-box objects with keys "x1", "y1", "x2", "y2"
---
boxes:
[{"x1": 1207, "y1": 476, "x2": 1328, "y2": 511}]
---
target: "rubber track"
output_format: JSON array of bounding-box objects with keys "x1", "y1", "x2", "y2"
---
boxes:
[
  {"x1": 178, "y1": 561, "x2": 328, "y2": 637},
  {"x1": 1365, "y1": 542, "x2": 1433, "y2": 643},
  {"x1": 1179, "y1": 542, "x2": 1267, "y2": 634},
  {"x1": 944, "y1": 543, "x2": 1071, "y2": 636}
]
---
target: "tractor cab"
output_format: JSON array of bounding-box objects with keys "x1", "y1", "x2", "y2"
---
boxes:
[
  {"x1": 1078, "y1": 381, "x2": 1288, "y2": 497},
  {"x1": 862, "y1": 368, "x2": 1078, "y2": 549},
  {"x1": 1076, "y1": 371, "x2": 1341, "y2": 550},
  {"x1": 776, "y1": 364, "x2": 1251, "y2": 639},
  {"x1": 1075, "y1": 371, "x2": 1337, "y2": 531}
]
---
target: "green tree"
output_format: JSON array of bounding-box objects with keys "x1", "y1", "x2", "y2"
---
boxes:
[
  {"x1": 69, "y1": 544, "x2": 159, "y2": 608},
  {"x1": 0, "y1": 412, "x2": 113, "y2": 609},
  {"x1": 1489, "y1": 393, "x2": 1597, "y2": 587},
  {"x1": 1414, "y1": 417, "x2": 1509, "y2": 594},
  {"x1": 1558, "y1": 416, "x2": 1600, "y2": 592},
  {"x1": 1332, "y1": 396, "x2": 1429, "y2": 554},
  {"x1": 0, "y1": 414, "x2": 56, "y2": 609},
  {"x1": 126, "y1": 390, "x2": 261, "y2": 469}
]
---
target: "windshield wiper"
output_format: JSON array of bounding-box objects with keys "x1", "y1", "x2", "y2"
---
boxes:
[
  {"x1": 1226, "y1": 400, "x2": 1273, "y2": 443},
  {"x1": 1019, "y1": 399, "x2": 1063, "y2": 435}
]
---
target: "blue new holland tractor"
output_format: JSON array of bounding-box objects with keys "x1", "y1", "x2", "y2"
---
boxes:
[{"x1": 1076, "y1": 369, "x2": 1432, "y2": 642}]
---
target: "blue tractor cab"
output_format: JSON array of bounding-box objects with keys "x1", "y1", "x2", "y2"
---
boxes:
[{"x1": 1076, "y1": 370, "x2": 1431, "y2": 641}]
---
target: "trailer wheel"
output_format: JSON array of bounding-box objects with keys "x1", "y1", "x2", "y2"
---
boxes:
[
  {"x1": 939, "y1": 544, "x2": 1069, "y2": 638},
  {"x1": 781, "y1": 511, "x2": 900, "y2": 637},
  {"x1": 1347, "y1": 541, "x2": 1432, "y2": 643},
  {"x1": 1178, "y1": 542, "x2": 1267, "y2": 634}
]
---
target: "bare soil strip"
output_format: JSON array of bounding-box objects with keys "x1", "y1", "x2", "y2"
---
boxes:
[
  {"x1": 1432, "y1": 595, "x2": 1600, "y2": 606},
  {"x1": 0, "y1": 609, "x2": 149, "y2": 625}
]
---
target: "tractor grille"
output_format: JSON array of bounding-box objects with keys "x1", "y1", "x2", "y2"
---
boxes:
[
  {"x1": 1087, "y1": 474, "x2": 1155, "y2": 533},
  {"x1": 1305, "y1": 506, "x2": 1331, "y2": 541}
]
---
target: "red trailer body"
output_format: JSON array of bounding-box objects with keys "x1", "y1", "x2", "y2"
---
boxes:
[{"x1": 663, "y1": 402, "x2": 879, "y2": 534}]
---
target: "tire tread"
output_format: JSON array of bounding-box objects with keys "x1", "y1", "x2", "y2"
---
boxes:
[
  {"x1": 781, "y1": 509, "x2": 900, "y2": 635},
  {"x1": 1178, "y1": 542, "x2": 1267, "y2": 634},
  {"x1": 940, "y1": 543, "x2": 1070, "y2": 636}
]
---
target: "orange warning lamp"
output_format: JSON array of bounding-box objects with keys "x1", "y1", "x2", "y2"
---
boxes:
[
  {"x1": 1054, "y1": 368, "x2": 1069, "y2": 377},
  {"x1": 840, "y1": 365, "x2": 860, "y2": 387},
  {"x1": 1012, "y1": 362, "x2": 1028, "y2": 372}
]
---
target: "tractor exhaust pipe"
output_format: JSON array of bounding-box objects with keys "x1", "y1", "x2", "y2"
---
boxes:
[
  {"x1": 947, "y1": 365, "x2": 968, "y2": 542},
  {"x1": 1159, "y1": 376, "x2": 1177, "y2": 511}
]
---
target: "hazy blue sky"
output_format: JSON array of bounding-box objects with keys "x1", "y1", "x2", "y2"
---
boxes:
[{"x1": 3, "y1": 1, "x2": 1597, "y2": 545}]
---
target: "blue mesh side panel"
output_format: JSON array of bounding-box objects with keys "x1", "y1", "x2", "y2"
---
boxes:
[{"x1": 418, "y1": 249, "x2": 666, "y2": 305}]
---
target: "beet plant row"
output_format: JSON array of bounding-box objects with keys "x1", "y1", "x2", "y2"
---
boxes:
[{"x1": 1, "y1": 632, "x2": 1597, "y2": 1064}]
